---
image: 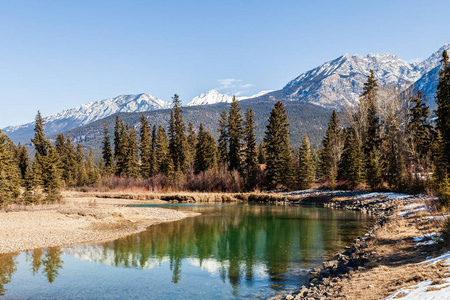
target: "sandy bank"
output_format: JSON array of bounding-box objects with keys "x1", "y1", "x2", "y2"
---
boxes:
[{"x1": 0, "y1": 197, "x2": 199, "y2": 254}]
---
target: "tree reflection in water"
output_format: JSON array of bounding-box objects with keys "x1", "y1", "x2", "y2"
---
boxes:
[
  {"x1": 0, "y1": 247, "x2": 64, "y2": 295},
  {"x1": 84, "y1": 205, "x2": 371, "y2": 295}
]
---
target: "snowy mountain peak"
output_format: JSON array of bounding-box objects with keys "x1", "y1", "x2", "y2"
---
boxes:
[
  {"x1": 187, "y1": 90, "x2": 235, "y2": 106},
  {"x1": 3, "y1": 93, "x2": 171, "y2": 143},
  {"x1": 186, "y1": 89, "x2": 274, "y2": 107}
]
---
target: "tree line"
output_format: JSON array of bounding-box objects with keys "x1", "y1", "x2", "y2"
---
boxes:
[{"x1": 0, "y1": 51, "x2": 449, "y2": 205}]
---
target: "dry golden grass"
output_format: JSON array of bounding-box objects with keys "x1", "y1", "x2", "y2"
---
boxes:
[{"x1": 333, "y1": 214, "x2": 448, "y2": 300}]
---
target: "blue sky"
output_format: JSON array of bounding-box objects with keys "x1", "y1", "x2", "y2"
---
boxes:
[{"x1": 1, "y1": 0, "x2": 449, "y2": 128}]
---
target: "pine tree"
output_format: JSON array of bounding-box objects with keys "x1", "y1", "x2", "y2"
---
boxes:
[
  {"x1": 0, "y1": 130, "x2": 21, "y2": 205},
  {"x1": 435, "y1": 50, "x2": 450, "y2": 172},
  {"x1": 243, "y1": 108, "x2": 259, "y2": 189},
  {"x1": 155, "y1": 125, "x2": 173, "y2": 176},
  {"x1": 227, "y1": 97, "x2": 243, "y2": 171},
  {"x1": 264, "y1": 101, "x2": 294, "y2": 189},
  {"x1": 194, "y1": 123, "x2": 217, "y2": 174},
  {"x1": 168, "y1": 94, "x2": 189, "y2": 172},
  {"x1": 320, "y1": 110, "x2": 343, "y2": 188},
  {"x1": 217, "y1": 109, "x2": 228, "y2": 167},
  {"x1": 102, "y1": 122, "x2": 113, "y2": 174},
  {"x1": 31, "y1": 111, "x2": 51, "y2": 157},
  {"x1": 297, "y1": 133, "x2": 314, "y2": 189}
]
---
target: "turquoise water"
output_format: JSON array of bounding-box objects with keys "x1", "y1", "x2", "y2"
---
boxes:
[{"x1": 0, "y1": 204, "x2": 372, "y2": 299}]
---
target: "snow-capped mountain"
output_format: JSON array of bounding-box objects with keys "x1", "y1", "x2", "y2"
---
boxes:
[
  {"x1": 3, "y1": 93, "x2": 171, "y2": 144},
  {"x1": 186, "y1": 89, "x2": 273, "y2": 106},
  {"x1": 258, "y1": 43, "x2": 450, "y2": 109}
]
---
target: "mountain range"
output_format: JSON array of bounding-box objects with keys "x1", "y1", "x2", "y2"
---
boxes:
[{"x1": 3, "y1": 42, "x2": 449, "y2": 148}]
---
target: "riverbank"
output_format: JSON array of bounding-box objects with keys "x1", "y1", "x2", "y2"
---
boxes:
[
  {"x1": 270, "y1": 191, "x2": 450, "y2": 299},
  {"x1": 0, "y1": 194, "x2": 200, "y2": 254}
]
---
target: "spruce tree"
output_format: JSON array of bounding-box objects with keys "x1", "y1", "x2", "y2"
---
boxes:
[
  {"x1": 150, "y1": 124, "x2": 157, "y2": 177},
  {"x1": 320, "y1": 110, "x2": 342, "y2": 188},
  {"x1": 127, "y1": 126, "x2": 140, "y2": 178},
  {"x1": 114, "y1": 115, "x2": 121, "y2": 159},
  {"x1": 258, "y1": 142, "x2": 266, "y2": 164},
  {"x1": 86, "y1": 148, "x2": 99, "y2": 185},
  {"x1": 243, "y1": 108, "x2": 259, "y2": 189},
  {"x1": 433, "y1": 130, "x2": 448, "y2": 187},
  {"x1": 340, "y1": 128, "x2": 364, "y2": 188},
  {"x1": 217, "y1": 109, "x2": 229, "y2": 167},
  {"x1": 76, "y1": 144, "x2": 88, "y2": 186},
  {"x1": 155, "y1": 125, "x2": 173, "y2": 176},
  {"x1": 115, "y1": 122, "x2": 129, "y2": 176},
  {"x1": 31, "y1": 111, "x2": 51, "y2": 157},
  {"x1": 64, "y1": 136, "x2": 78, "y2": 186},
  {"x1": 0, "y1": 130, "x2": 21, "y2": 205},
  {"x1": 227, "y1": 97, "x2": 243, "y2": 171},
  {"x1": 194, "y1": 123, "x2": 217, "y2": 174},
  {"x1": 186, "y1": 122, "x2": 197, "y2": 170},
  {"x1": 297, "y1": 133, "x2": 314, "y2": 189},
  {"x1": 435, "y1": 50, "x2": 450, "y2": 172},
  {"x1": 16, "y1": 143, "x2": 29, "y2": 180},
  {"x1": 360, "y1": 70, "x2": 382, "y2": 189},
  {"x1": 168, "y1": 94, "x2": 189, "y2": 172},
  {"x1": 102, "y1": 122, "x2": 113, "y2": 174},
  {"x1": 264, "y1": 101, "x2": 293, "y2": 189},
  {"x1": 139, "y1": 115, "x2": 152, "y2": 178},
  {"x1": 40, "y1": 146, "x2": 62, "y2": 202}
]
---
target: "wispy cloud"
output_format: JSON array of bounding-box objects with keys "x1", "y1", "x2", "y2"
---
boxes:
[{"x1": 216, "y1": 78, "x2": 254, "y2": 96}]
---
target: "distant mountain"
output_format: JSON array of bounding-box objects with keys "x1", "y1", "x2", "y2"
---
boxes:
[
  {"x1": 186, "y1": 89, "x2": 273, "y2": 106},
  {"x1": 3, "y1": 93, "x2": 171, "y2": 144},
  {"x1": 252, "y1": 43, "x2": 450, "y2": 109},
  {"x1": 58, "y1": 98, "x2": 332, "y2": 150}
]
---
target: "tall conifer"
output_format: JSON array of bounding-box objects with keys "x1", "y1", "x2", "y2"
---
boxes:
[
  {"x1": 243, "y1": 108, "x2": 259, "y2": 189},
  {"x1": 139, "y1": 115, "x2": 152, "y2": 178},
  {"x1": 227, "y1": 97, "x2": 243, "y2": 172},
  {"x1": 264, "y1": 101, "x2": 293, "y2": 189},
  {"x1": 436, "y1": 50, "x2": 450, "y2": 173},
  {"x1": 297, "y1": 133, "x2": 314, "y2": 189},
  {"x1": 102, "y1": 122, "x2": 113, "y2": 173}
]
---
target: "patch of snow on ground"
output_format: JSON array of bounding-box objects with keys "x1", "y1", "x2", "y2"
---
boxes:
[
  {"x1": 384, "y1": 251, "x2": 450, "y2": 299},
  {"x1": 384, "y1": 279, "x2": 450, "y2": 299},
  {"x1": 413, "y1": 233, "x2": 441, "y2": 246},
  {"x1": 398, "y1": 205, "x2": 427, "y2": 217}
]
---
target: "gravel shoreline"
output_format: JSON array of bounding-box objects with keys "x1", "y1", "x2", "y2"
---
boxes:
[{"x1": 0, "y1": 198, "x2": 199, "y2": 254}]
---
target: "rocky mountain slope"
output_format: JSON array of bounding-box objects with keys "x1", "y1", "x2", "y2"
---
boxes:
[{"x1": 252, "y1": 43, "x2": 450, "y2": 109}]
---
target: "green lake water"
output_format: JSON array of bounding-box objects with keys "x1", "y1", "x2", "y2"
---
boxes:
[{"x1": 0, "y1": 204, "x2": 373, "y2": 299}]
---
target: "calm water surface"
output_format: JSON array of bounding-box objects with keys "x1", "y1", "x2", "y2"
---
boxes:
[{"x1": 0, "y1": 204, "x2": 373, "y2": 299}]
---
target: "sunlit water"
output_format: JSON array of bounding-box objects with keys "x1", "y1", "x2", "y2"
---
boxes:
[{"x1": 0, "y1": 204, "x2": 373, "y2": 299}]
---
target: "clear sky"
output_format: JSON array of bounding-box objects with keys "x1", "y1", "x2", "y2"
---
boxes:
[{"x1": 1, "y1": 0, "x2": 449, "y2": 128}]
